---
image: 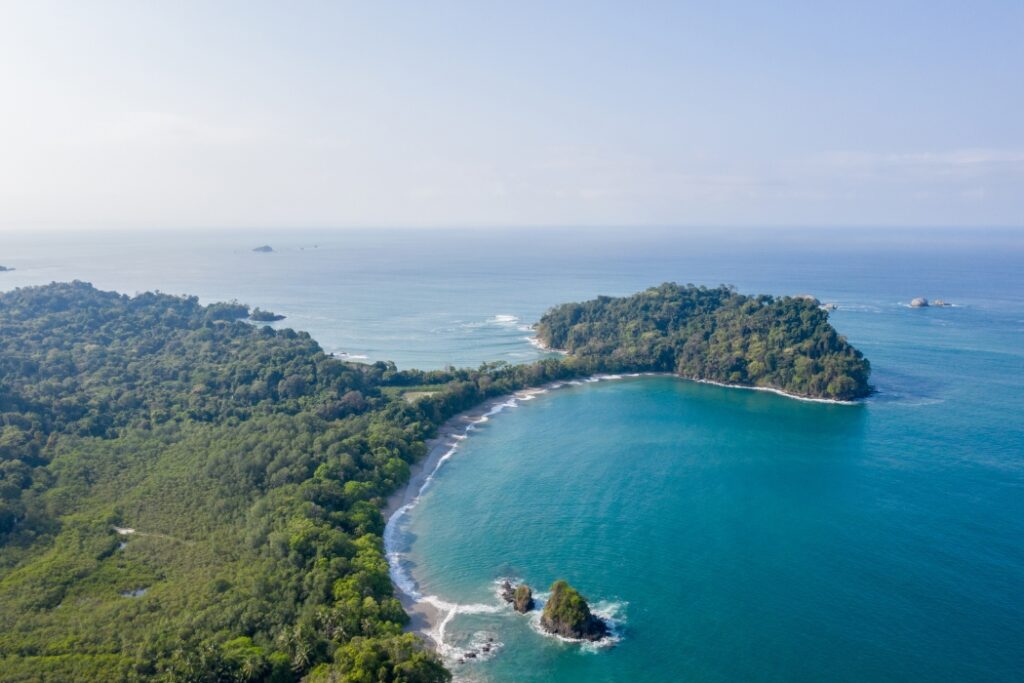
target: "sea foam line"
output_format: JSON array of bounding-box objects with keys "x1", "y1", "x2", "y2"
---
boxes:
[
  {"x1": 525, "y1": 335, "x2": 569, "y2": 354},
  {"x1": 689, "y1": 378, "x2": 859, "y2": 405}
]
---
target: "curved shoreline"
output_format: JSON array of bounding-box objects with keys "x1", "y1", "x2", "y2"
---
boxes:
[
  {"x1": 688, "y1": 377, "x2": 860, "y2": 405},
  {"x1": 382, "y1": 372, "x2": 858, "y2": 653},
  {"x1": 383, "y1": 383, "x2": 561, "y2": 652}
]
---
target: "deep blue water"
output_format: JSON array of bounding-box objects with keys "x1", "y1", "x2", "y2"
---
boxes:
[{"x1": 3, "y1": 227, "x2": 1023, "y2": 681}]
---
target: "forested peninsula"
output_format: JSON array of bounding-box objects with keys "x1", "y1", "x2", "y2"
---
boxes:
[
  {"x1": 536, "y1": 283, "x2": 871, "y2": 401},
  {"x1": 0, "y1": 281, "x2": 869, "y2": 682}
]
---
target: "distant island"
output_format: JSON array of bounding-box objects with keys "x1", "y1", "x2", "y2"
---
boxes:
[
  {"x1": 0, "y1": 265, "x2": 13, "y2": 272},
  {"x1": 0, "y1": 281, "x2": 870, "y2": 682},
  {"x1": 252, "y1": 244, "x2": 274, "y2": 253},
  {"x1": 249, "y1": 307, "x2": 286, "y2": 322},
  {"x1": 911, "y1": 297, "x2": 952, "y2": 308}
]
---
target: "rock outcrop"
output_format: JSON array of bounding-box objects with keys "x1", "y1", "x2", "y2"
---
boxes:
[
  {"x1": 540, "y1": 580, "x2": 608, "y2": 641},
  {"x1": 910, "y1": 297, "x2": 929, "y2": 308},
  {"x1": 250, "y1": 307, "x2": 286, "y2": 322},
  {"x1": 252, "y1": 245, "x2": 274, "y2": 253},
  {"x1": 513, "y1": 584, "x2": 534, "y2": 613},
  {"x1": 500, "y1": 580, "x2": 535, "y2": 613}
]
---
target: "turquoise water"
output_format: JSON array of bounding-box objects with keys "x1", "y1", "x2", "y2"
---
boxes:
[
  {"x1": 3, "y1": 227, "x2": 1024, "y2": 680},
  {"x1": 398, "y1": 374, "x2": 1023, "y2": 682}
]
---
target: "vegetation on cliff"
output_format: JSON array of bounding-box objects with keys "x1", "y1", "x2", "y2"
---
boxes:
[
  {"x1": 539, "y1": 580, "x2": 608, "y2": 641},
  {"x1": 535, "y1": 283, "x2": 871, "y2": 400}
]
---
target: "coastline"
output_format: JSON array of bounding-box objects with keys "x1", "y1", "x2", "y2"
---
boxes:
[
  {"x1": 382, "y1": 386, "x2": 558, "y2": 650},
  {"x1": 383, "y1": 371, "x2": 859, "y2": 653},
  {"x1": 687, "y1": 377, "x2": 861, "y2": 405},
  {"x1": 525, "y1": 334, "x2": 568, "y2": 354}
]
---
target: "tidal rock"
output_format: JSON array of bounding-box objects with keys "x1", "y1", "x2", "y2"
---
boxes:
[
  {"x1": 500, "y1": 580, "x2": 535, "y2": 613},
  {"x1": 513, "y1": 584, "x2": 535, "y2": 613},
  {"x1": 910, "y1": 297, "x2": 929, "y2": 308},
  {"x1": 540, "y1": 580, "x2": 608, "y2": 641},
  {"x1": 252, "y1": 245, "x2": 274, "y2": 253},
  {"x1": 932, "y1": 299, "x2": 951, "y2": 307}
]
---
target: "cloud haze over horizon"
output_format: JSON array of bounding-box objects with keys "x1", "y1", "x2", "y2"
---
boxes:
[{"x1": 1, "y1": 1, "x2": 1022, "y2": 231}]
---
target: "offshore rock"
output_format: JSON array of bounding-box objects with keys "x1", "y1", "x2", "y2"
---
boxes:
[
  {"x1": 540, "y1": 580, "x2": 608, "y2": 641},
  {"x1": 501, "y1": 580, "x2": 535, "y2": 613},
  {"x1": 513, "y1": 584, "x2": 534, "y2": 613}
]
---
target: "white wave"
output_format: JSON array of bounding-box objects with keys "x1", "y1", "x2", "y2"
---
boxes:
[
  {"x1": 423, "y1": 597, "x2": 505, "y2": 661},
  {"x1": 834, "y1": 303, "x2": 882, "y2": 313},
  {"x1": 493, "y1": 314, "x2": 519, "y2": 323},
  {"x1": 691, "y1": 378, "x2": 859, "y2": 404},
  {"x1": 334, "y1": 351, "x2": 370, "y2": 360},
  {"x1": 525, "y1": 335, "x2": 568, "y2": 354}
]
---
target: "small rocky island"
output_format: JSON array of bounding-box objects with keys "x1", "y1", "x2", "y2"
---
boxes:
[
  {"x1": 250, "y1": 307, "x2": 286, "y2": 322},
  {"x1": 539, "y1": 580, "x2": 609, "y2": 641},
  {"x1": 0, "y1": 265, "x2": 13, "y2": 272},
  {"x1": 500, "y1": 580, "x2": 534, "y2": 613},
  {"x1": 252, "y1": 245, "x2": 274, "y2": 253},
  {"x1": 501, "y1": 579, "x2": 608, "y2": 640},
  {"x1": 911, "y1": 297, "x2": 952, "y2": 308}
]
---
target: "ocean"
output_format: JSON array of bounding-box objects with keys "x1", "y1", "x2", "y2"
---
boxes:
[{"x1": 2, "y1": 227, "x2": 1023, "y2": 681}]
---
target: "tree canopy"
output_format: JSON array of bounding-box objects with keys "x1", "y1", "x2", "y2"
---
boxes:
[{"x1": 535, "y1": 283, "x2": 871, "y2": 400}]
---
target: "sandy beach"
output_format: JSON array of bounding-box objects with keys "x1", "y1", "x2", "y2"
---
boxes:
[{"x1": 383, "y1": 391, "x2": 541, "y2": 646}]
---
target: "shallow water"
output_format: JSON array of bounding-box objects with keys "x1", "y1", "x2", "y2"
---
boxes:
[{"x1": 3, "y1": 227, "x2": 1023, "y2": 681}]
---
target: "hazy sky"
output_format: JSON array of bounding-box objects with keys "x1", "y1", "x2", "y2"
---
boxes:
[{"x1": 1, "y1": 1, "x2": 1022, "y2": 230}]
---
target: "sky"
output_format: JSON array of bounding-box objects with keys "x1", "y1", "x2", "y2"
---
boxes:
[{"x1": 0, "y1": 1, "x2": 1022, "y2": 231}]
